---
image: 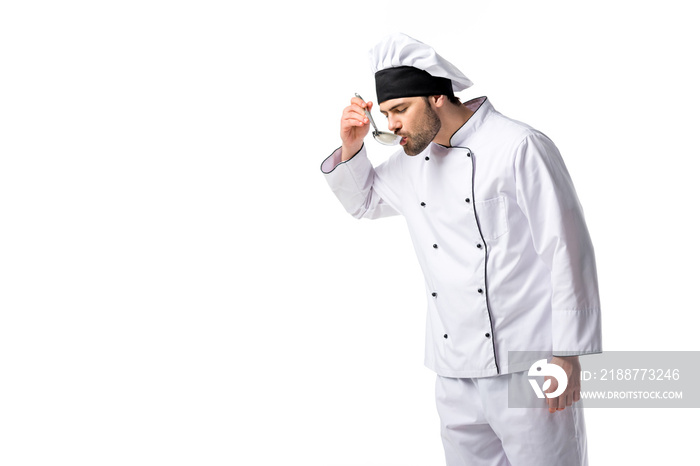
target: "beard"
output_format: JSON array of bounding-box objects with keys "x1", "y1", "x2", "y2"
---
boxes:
[{"x1": 399, "y1": 101, "x2": 441, "y2": 156}]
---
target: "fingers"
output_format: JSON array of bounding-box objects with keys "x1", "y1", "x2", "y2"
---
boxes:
[
  {"x1": 342, "y1": 105, "x2": 369, "y2": 127},
  {"x1": 350, "y1": 97, "x2": 373, "y2": 110},
  {"x1": 547, "y1": 393, "x2": 566, "y2": 413},
  {"x1": 544, "y1": 375, "x2": 575, "y2": 413},
  {"x1": 544, "y1": 357, "x2": 584, "y2": 414},
  {"x1": 544, "y1": 377, "x2": 557, "y2": 413},
  {"x1": 351, "y1": 96, "x2": 365, "y2": 107},
  {"x1": 349, "y1": 97, "x2": 374, "y2": 120},
  {"x1": 547, "y1": 387, "x2": 580, "y2": 414},
  {"x1": 344, "y1": 97, "x2": 371, "y2": 125},
  {"x1": 340, "y1": 95, "x2": 373, "y2": 149},
  {"x1": 559, "y1": 393, "x2": 570, "y2": 411}
]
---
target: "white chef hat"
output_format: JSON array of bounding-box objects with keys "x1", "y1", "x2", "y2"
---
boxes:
[{"x1": 369, "y1": 32, "x2": 473, "y2": 103}]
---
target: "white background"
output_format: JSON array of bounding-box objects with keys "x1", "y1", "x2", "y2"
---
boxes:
[{"x1": 1, "y1": 1, "x2": 698, "y2": 464}]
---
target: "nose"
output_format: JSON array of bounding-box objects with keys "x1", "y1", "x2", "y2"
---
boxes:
[{"x1": 387, "y1": 116, "x2": 401, "y2": 132}]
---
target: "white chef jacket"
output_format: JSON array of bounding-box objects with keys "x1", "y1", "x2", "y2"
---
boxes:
[{"x1": 321, "y1": 97, "x2": 602, "y2": 378}]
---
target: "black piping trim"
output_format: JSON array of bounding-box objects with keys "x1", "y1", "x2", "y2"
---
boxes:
[
  {"x1": 459, "y1": 144, "x2": 500, "y2": 375},
  {"x1": 319, "y1": 143, "x2": 365, "y2": 174}
]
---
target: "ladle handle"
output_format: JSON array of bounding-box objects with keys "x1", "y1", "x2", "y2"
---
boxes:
[{"x1": 355, "y1": 93, "x2": 379, "y2": 133}]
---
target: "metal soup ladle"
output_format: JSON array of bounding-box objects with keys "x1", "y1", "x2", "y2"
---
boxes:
[{"x1": 355, "y1": 93, "x2": 401, "y2": 145}]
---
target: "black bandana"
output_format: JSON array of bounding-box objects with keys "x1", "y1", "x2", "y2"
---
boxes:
[{"x1": 375, "y1": 66, "x2": 454, "y2": 103}]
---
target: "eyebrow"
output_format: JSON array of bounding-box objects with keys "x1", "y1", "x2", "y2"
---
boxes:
[{"x1": 380, "y1": 103, "x2": 405, "y2": 116}]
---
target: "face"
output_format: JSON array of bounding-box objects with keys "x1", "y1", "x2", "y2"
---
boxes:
[{"x1": 379, "y1": 97, "x2": 441, "y2": 156}]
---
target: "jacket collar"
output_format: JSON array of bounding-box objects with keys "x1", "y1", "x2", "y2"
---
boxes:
[{"x1": 435, "y1": 96, "x2": 491, "y2": 150}]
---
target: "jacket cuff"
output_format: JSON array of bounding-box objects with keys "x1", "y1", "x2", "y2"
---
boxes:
[
  {"x1": 552, "y1": 309, "x2": 602, "y2": 356},
  {"x1": 320, "y1": 144, "x2": 364, "y2": 174}
]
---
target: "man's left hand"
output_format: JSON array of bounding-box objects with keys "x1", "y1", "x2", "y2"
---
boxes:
[{"x1": 545, "y1": 355, "x2": 581, "y2": 413}]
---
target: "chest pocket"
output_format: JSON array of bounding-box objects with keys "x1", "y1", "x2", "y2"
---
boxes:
[{"x1": 474, "y1": 196, "x2": 509, "y2": 240}]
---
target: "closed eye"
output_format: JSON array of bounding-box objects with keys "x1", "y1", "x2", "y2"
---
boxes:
[
  {"x1": 383, "y1": 108, "x2": 405, "y2": 118},
  {"x1": 380, "y1": 102, "x2": 408, "y2": 117}
]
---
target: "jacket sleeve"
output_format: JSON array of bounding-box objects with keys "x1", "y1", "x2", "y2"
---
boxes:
[
  {"x1": 320, "y1": 145, "x2": 402, "y2": 219},
  {"x1": 514, "y1": 132, "x2": 602, "y2": 357}
]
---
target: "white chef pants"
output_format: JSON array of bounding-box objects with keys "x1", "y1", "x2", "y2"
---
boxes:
[{"x1": 435, "y1": 372, "x2": 588, "y2": 466}]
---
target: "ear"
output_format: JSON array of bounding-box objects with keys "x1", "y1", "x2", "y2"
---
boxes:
[{"x1": 430, "y1": 95, "x2": 447, "y2": 108}]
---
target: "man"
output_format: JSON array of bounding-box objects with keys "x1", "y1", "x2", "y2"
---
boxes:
[{"x1": 320, "y1": 33, "x2": 601, "y2": 466}]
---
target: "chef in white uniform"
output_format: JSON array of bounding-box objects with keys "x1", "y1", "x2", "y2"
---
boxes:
[{"x1": 320, "y1": 33, "x2": 602, "y2": 466}]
